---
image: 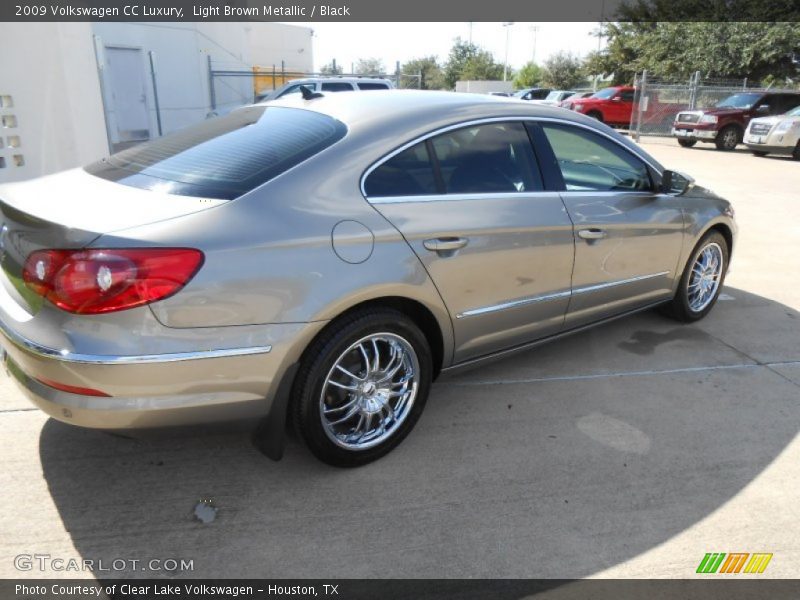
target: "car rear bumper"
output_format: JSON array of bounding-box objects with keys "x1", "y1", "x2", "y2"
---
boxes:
[
  {"x1": 743, "y1": 143, "x2": 794, "y2": 155},
  {"x1": 0, "y1": 306, "x2": 325, "y2": 429}
]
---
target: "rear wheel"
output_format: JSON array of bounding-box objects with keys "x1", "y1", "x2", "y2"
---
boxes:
[
  {"x1": 292, "y1": 308, "x2": 432, "y2": 467},
  {"x1": 660, "y1": 231, "x2": 729, "y2": 322},
  {"x1": 678, "y1": 139, "x2": 697, "y2": 148},
  {"x1": 793, "y1": 141, "x2": 800, "y2": 161},
  {"x1": 714, "y1": 125, "x2": 741, "y2": 151}
]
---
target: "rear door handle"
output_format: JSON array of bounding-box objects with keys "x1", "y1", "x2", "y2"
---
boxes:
[
  {"x1": 423, "y1": 237, "x2": 469, "y2": 253},
  {"x1": 577, "y1": 228, "x2": 607, "y2": 240}
]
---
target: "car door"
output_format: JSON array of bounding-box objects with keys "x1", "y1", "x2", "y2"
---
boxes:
[
  {"x1": 364, "y1": 121, "x2": 575, "y2": 363},
  {"x1": 534, "y1": 121, "x2": 684, "y2": 329}
]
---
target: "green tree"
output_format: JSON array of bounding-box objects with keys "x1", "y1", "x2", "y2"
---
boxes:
[
  {"x1": 461, "y1": 52, "x2": 505, "y2": 82},
  {"x1": 354, "y1": 57, "x2": 385, "y2": 75},
  {"x1": 401, "y1": 56, "x2": 444, "y2": 89},
  {"x1": 443, "y1": 38, "x2": 480, "y2": 88},
  {"x1": 513, "y1": 62, "x2": 543, "y2": 89},
  {"x1": 542, "y1": 51, "x2": 585, "y2": 89},
  {"x1": 586, "y1": 21, "x2": 800, "y2": 84},
  {"x1": 319, "y1": 61, "x2": 343, "y2": 75}
]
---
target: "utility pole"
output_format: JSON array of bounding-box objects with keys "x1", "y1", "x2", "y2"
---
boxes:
[
  {"x1": 502, "y1": 22, "x2": 514, "y2": 82},
  {"x1": 529, "y1": 25, "x2": 539, "y2": 64},
  {"x1": 468, "y1": 22, "x2": 473, "y2": 44}
]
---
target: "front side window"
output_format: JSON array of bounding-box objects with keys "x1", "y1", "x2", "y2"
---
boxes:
[
  {"x1": 277, "y1": 84, "x2": 307, "y2": 98},
  {"x1": 357, "y1": 83, "x2": 390, "y2": 90},
  {"x1": 541, "y1": 123, "x2": 652, "y2": 192},
  {"x1": 717, "y1": 93, "x2": 762, "y2": 109},
  {"x1": 86, "y1": 106, "x2": 347, "y2": 200},
  {"x1": 431, "y1": 122, "x2": 542, "y2": 194}
]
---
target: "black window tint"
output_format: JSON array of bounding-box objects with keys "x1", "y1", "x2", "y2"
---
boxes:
[
  {"x1": 321, "y1": 82, "x2": 354, "y2": 92},
  {"x1": 357, "y1": 83, "x2": 390, "y2": 90},
  {"x1": 431, "y1": 122, "x2": 542, "y2": 194},
  {"x1": 364, "y1": 142, "x2": 437, "y2": 197},
  {"x1": 620, "y1": 90, "x2": 635, "y2": 102},
  {"x1": 541, "y1": 123, "x2": 652, "y2": 192},
  {"x1": 85, "y1": 106, "x2": 347, "y2": 200}
]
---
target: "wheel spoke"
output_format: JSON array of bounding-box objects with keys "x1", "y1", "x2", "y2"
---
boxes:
[
  {"x1": 329, "y1": 405, "x2": 360, "y2": 426},
  {"x1": 358, "y1": 343, "x2": 370, "y2": 372},
  {"x1": 327, "y1": 379, "x2": 359, "y2": 392},
  {"x1": 371, "y1": 338, "x2": 381, "y2": 373},
  {"x1": 323, "y1": 398, "x2": 358, "y2": 415},
  {"x1": 335, "y1": 364, "x2": 365, "y2": 382}
]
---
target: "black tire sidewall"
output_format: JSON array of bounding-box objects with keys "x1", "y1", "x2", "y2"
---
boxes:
[
  {"x1": 673, "y1": 231, "x2": 729, "y2": 321},
  {"x1": 293, "y1": 309, "x2": 432, "y2": 467},
  {"x1": 715, "y1": 125, "x2": 740, "y2": 151}
]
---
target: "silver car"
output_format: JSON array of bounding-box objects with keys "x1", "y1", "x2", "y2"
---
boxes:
[{"x1": 0, "y1": 91, "x2": 736, "y2": 466}]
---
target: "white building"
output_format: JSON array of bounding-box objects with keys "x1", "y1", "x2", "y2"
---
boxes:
[{"x1": 0, "y1": 22, "x2": 313, "y2": 183}]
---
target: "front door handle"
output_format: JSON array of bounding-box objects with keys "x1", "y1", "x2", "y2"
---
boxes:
[
  {"x1": 578, "y1": 228, "x2": 607, "y2": 240},
  {"x1": 423, "y1": 237, "x2": 469, "y2": 253}
]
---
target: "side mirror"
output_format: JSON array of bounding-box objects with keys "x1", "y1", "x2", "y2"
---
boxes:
[
  {"x1": 660, "y1": 169, "x2": 694, "y2": 196},
  {"x1": 755, "y1": 104, "x2": 770, "y2": 114},
  {"x1": 611, "y1": 96, "x2": 622, "y2": 102}
]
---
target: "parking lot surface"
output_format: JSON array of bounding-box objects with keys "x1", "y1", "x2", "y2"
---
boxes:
[{"x1": 1, "y1": 140, "x2": 799, "y2": 579}]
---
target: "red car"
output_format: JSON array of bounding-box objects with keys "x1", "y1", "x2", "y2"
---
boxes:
[{"x1": 570, "y1": 86, "x2": 678, "y2": 129}]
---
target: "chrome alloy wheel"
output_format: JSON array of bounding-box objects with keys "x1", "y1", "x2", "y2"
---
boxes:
[
  {"x1": 320, "y1": 333, "x2": 419, "y2": 450},
  {"x1": 687, "y1": 242, "x2": 724, "y2": 312}
]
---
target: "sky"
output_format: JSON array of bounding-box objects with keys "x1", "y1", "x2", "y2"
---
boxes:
[{"x1": 284, "y1": 22, "x2": 604, "y2": 74}]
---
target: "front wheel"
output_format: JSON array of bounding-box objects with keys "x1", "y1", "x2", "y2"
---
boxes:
[
  {"x1": 793, "y1": 141, "x2": 800, "y2": 161},
  {"x1": 678, "y1": 139, "x2": 697, "y2": 148},
  {"x1": 292, "y1": 308, "x2": 432, "y2": 467},
  {"x1": 714, "y1": 125, "x2": 741, "y2": 151},
  {"x1": 660, "y1": 231, "x2": 729, "y2": 322}
]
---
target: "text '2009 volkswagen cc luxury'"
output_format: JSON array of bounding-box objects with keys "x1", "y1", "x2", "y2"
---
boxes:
[{"x1": 0, "y1": 91, "x2": 736, "y2": 466}]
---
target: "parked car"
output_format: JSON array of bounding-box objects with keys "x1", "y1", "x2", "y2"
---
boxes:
[
  {"x1": 257, "y1": 77, "x2": 393, "y2": 101},
  {"x1": 568, "y1": 86, "x2": 636, "y2": 125},
  {"x1": 0, "y1": 92, "x2": 736, "y2": 467},
  {"x1": 529, "y1": 90, "x2": 577, "y2": 106},
  {"x1": 559, "y1": 91, "x2": 595, "y2": 109},
  {"x1": 513, "y1": 87, "x2": 552, "y2": 101},
  {"x1": 672, "y1": 91, "x2": 800, "y2": 151},
  {"x1": 744, "y1": 105, "x2": 800, "y2": 159}
]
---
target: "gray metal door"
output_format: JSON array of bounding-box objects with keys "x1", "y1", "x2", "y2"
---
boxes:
[
  {"x1": 538, "y1": 122, "x2": 684, "y2": 328},
  {"x1": 105, "y1": 47, "x2": 150, "y2": 144}
]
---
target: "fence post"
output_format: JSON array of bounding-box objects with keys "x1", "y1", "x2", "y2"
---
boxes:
[
  {"x1": 743, "y1": 77, "x2": 748, "y2": 90},
  {"x1": 148, "y1": 51, "x2": 163, "y2": 136},
  {"x1": 634, "y1": 70, "x2": 647, "y2": 142},
  {"x1": 272, "y1": 65, "x2": 276, "y2": 90},
  {"x1": 689, "y1": 70, "x2": 701, "y2": 110},
  {"x1": 207, "y1": 54, "x2": 216, "y2": 112}
]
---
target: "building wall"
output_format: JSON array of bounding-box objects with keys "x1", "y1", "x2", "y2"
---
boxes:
[
  {"x1": 0, "y1": 23, "x2": 108, "y2": 184},
  {"x1": 0, "y1": 22, "x2": 314, "y2": 184}
]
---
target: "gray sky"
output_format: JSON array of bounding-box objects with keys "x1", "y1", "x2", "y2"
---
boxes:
[{"x1": 285, "y1": 22, "x2": 604, "y2": 73}]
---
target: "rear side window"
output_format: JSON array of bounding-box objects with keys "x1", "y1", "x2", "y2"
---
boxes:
[
  {"x1": 432, "y1": 122, "x2": 542, "y2": 194},
  {"x1": 85, "y1": 107, "x2": 346, "y2": 200},
  {"x1": 357, "y1": 82, "x2": 390, "y2": 90},
  {"x1": 541, "y1": 123, "x2": 652, "y2": 192},
  {"x1": 321, "y1": 82, "x2": 354, "y2": 92},
  {"x1": 364, "y1": 142, "x2": 437, "y2": 197}
]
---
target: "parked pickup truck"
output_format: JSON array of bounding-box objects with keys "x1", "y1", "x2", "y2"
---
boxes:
[
  {"x1": 672, "y1": 91, "x2": 800, "y2": 151},
  {"x1": 569, "y1": 86, "x2": 677, "y2": 128}
]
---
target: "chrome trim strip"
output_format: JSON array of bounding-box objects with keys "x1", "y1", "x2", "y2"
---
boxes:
[
  {"x1": 369, "y1": 191, "x2": 560, "y2": 205},
  {"x1": 0, "y1": 318, "x2": 271, "y2": 365},
  {"x1": 456, "y1": 271, "x2": 670, "y2": 319},
  {"x1": 572, "y1": 271, "x2": 670, "y2": 296},
  {"x1": 457, "y1": 290, "x2": 571, "y2": 319},
  {"x1": 361, "y1": 116, "x2": 662, "y2": 200}
]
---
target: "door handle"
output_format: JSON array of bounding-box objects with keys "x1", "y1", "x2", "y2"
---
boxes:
[
  {"x1": 578, "y1": 228, "x2": 607, "y2": 240},
  {"x1": 423, "y1": 237, "x2": 469, "y2": 253}
]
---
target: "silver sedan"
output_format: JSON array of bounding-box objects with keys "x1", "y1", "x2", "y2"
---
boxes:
[{"x1": 0, "y1": 91, "x2": 736, "y2": 466}]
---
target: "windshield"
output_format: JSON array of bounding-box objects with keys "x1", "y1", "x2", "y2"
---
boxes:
[
  {"x1": 591, "y1": 88, "x2": 619, "y2": 100},
  {"x1": 85, "y1": 107, "x2": 347, "y2": 200},
  {"x1": 513, "y1": 89, "x2": 531, "y2": 98},
  {"x1": 545, "y1": 91, "x2": 562, "y2": 101},
  {"x1": 785, "y1": 106, "x2": 800, "y2": 117},
  {"x1": 717, "y1": 93, "x2": 762, "y2": 109}
]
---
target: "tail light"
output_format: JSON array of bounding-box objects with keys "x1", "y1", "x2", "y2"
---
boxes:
[{"x1": 23, "y1": 248, "x2": 204, "y2": 315}]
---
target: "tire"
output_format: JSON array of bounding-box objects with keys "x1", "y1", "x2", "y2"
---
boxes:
[
  {"x1": 793, "y1": 142, "x2": 800, "y2": 161},
  {"x1": 586, "y1": 111, "x2": 603, "y2": 123},
  {"x1": 291, "y1": 308, "x2": 432, "y2": 467},
  {"x1": 751, "y1": 151, "x2": 768, "y2": 157},
  {"x1": 714, "y1": 125, "x2": 741, "y2": 151},
  {"x1": 660, "y1": 231, "x2": 729, "y2": 322},
  {"x1": 678, "y1": 139, "x2": 697, "y2": 148}
]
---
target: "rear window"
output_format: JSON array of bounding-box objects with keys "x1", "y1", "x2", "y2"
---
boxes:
[
  {"x1": 321, "y1": 82, "x2": 354, "y2": 92},
  {"x1": 85, "y1": 107, "x2": 347, "y2": 200}
]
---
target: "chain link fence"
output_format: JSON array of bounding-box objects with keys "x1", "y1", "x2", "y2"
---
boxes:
[{"x1": 629, "y1": 71, "x2": 798, "y2": 139}]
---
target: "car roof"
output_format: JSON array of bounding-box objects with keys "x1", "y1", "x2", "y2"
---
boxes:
[{"x1": 286, "y1": 77, "x2": 392, "y2": 84}]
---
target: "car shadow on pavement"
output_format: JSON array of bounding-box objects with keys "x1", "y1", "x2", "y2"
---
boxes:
[{"x1": 38, "y1": 286, "x2": 800, "y2": 579}]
